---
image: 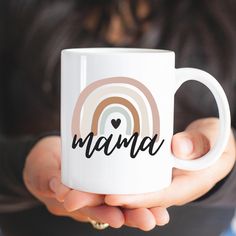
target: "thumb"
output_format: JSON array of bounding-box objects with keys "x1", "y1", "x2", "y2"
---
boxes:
[{"x1": 172, "y1": 131, "x2": 210, "y2": 160}]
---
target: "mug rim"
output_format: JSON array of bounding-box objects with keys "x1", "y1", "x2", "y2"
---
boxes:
[{"x1": 61, "y1": 47, "x2": 174, "y2": 55}]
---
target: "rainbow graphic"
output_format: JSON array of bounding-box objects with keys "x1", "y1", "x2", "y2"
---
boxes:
[{"x1": 72, "y1": 77, "x2": 160, "y2": 141}]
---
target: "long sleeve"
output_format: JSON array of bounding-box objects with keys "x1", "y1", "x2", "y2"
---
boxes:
[
  {"x1": 0, "y1": 137, "x2": 40, "y2": 213},
  {"x1": 192, "y1": 160, "x2": 236, "y2": 208},
  {"x1": 0, "y1": 1, "x2": 39, "y2": 213}
]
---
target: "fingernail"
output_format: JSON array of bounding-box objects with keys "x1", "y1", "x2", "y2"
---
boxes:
[
  {"x1": 49, "y1": 178, "x2": 58, "y2": 193},
  {"x1": 179, "y1": 137, "x2": 193, "y2": 155},
  {"x1": 162, "y1": 210, "x2": 170, "y2": 225}
]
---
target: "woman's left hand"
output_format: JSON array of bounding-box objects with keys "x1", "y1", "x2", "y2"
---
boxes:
[{"x1": 105, "y1": 118, "x2": 236, "y2": 211}]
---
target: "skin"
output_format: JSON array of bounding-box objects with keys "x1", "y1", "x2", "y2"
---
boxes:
[{"x1": 23, "y1": 118, "x2": 236, "y2": 231}]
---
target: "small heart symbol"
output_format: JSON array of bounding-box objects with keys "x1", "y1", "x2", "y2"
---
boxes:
[{"x1": 111, "y1": 119, "x2": 121, "y2": 129}]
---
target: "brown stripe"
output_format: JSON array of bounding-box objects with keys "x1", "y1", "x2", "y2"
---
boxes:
[{"x1": 91, "y1": 97, "x2": 140, "y2": 135}]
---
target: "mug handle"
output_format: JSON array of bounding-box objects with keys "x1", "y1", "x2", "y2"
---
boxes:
[{"x1": 173, "y1": 68, "x2": 231, "y2": 170}]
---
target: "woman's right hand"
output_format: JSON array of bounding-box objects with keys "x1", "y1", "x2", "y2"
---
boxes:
[
  {"x1": 23, "y1": 136, "x2": 124, "y2": 228},
  {"x1": 23, "y1": 136, "x2": 169, "y2": 231}
]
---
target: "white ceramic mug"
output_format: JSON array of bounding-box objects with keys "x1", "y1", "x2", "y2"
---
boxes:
[{"x1": 61, "y1": 48, "x2": 230, "y2": 194}]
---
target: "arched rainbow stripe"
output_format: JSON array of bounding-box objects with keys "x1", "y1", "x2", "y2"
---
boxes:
[
  {"x1": 92, "y1": 96, "x2": 140, "y2": 135},
  {"x1": 99, "y1": 106, "x2": 132, "y2": 135},
  {"x1": 72, "y1": 77, "x2": 160, "y2": 141}
]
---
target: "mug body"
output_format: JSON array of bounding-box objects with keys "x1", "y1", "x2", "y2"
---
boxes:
[{"x1": 61, "y1": 48, "x2": 175, "y2": 194}]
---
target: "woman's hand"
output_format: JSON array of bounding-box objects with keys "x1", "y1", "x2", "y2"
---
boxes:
[
  {"x1": 23, "y1": 136, "x2": 170, "y2": 231},
  {"x1": 23, "y1": 136, "x2": 124, "y2": 228},
  {"x1": 105, "y1": 118, "x2": 236, "y2": 209}
]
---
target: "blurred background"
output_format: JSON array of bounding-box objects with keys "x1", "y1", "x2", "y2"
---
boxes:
[{"x1": 0, "y1": 1, "x2": 235, "y2": 236}]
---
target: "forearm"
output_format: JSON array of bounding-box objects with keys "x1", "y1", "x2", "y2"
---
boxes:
[{"x1": 0, "y1": 136, "x2": 40, "y2": 213}]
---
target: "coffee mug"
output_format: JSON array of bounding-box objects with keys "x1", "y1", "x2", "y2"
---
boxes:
[{"x1": 61, "y1": 48, "x2": 230, "y2": 194}]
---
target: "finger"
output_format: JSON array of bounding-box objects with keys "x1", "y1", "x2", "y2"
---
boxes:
[
  {"x1": 185, "y1": 118, "x2": 235, "y2": 157},
  {"x1": 172, "y1": 131, "x2": 210, "y2": 160},
  {"x1": 44, "y1": 198, "x2": 88, "y2": 222},
  {"x1": 70, "y1": 213, "x2": 88, "y2": 223},
  {"x1": 123, "y1": 208, "x2": 156, "y2": 231},
  {"x1": 80, "y1": 205, "x2": 124, "y2": 228},
  {"x1": 63, "y1": 190, "x2": 104, "y2": 212},
  {"x1": 149, "y1": 207, "x2": 169, "y2": 226},
  {"x1": 69, "y1": 209, "x2": 89, "y2": 222}
]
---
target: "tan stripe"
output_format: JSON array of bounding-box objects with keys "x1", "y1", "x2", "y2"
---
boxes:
[{"x1": 91, "y1": 97, "x2": 140, "y2": 135}]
